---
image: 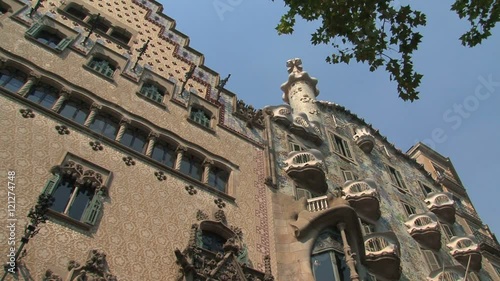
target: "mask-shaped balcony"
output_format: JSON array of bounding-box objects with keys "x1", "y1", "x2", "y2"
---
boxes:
[
  {"x1": 264, "y1": 106, "x2": 323, "y2": 145},
  {"x1": 342, "y1": 179, "x2": 380, "y2": 221},
  {"x1": 404, "y1": 212, "x2": 441, "y2": 250},
  {"x1": 353, "y1": 127, "x2": 375, "y2": 153},
  {"x1": 446, "y1": 236, "x2": 482, "y2": 272},
  {"x1": 364, "y1": 232, "x2": 401, "y2": 281},
  {"x1": 425, "y1": 192, "x2": 455, "y2": 224},
  {"x1": 283, "y1": 149, "x2": 328, "y2": 194}
]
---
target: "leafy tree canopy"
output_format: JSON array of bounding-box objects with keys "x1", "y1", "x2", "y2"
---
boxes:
[{"x1": 274, "y1": 0, "x2": 499, "y2": 101}]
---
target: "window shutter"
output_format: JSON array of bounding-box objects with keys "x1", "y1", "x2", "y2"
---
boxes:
[
  {"x1": 42, "y1": 174, "x2": 61, "y2": 195},
  {"x1": 422, "y1": 250, "x2": 440, "y2": 271},
  {"x1": 82, "y1": 195, "x2": 102, "y2": 225},
  {"x1": 342, "y1": 139, "x2": 352, "y2": 158},
  {"x1": 26, "y1": 23, "x2": 43, "y2": 37},
  {"x1": 395, "y1": 170, "x2": 407, "y2": 190},
  {"x1": 55, "y1": 37, "x2": 72, "y2": 51}
]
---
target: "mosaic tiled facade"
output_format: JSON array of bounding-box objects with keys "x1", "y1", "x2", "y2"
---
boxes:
[{"x1": 0, "y1": 1, "x2": 499, "y2": 281}]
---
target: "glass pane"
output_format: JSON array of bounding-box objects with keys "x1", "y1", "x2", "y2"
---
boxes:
[
  {"x1": 73, "y1": 108, "x2": 89, "y2": 125},
  {"x1": 59, "y1": 102, "x2": 78, "y2": 119},
  {"x1": 68, "y1": 185, "x2": 94, "y2": 221},
  {"x1": 51, "y1": 180, "x2": 74, "y2": 213},
  {"x1": 0, "y1": 71, "x2": 9, "y2": 85},
  {"x1": 89, "y1": 117, "x2": 106, "y2": 133},
  {"x1": 201, "y1": 231, "x2": 225, "y2": 253},
  {"x1": 152, "y1": 144, "x2": 175, "y2": 167},
  {"x1": 312, "y1": 252, "x2": 337, "y2": 281},
  {"x1": 4, "y1": 77, "x2": 25, "y2": 92},
  {"x1": 27, "y1": 88, "x2": 45, "y2": 103},
  {"x1": 131, "y1": 135, "x2": 146, "y2": 153},
  {"x1": 39, "y1": 91, "x2": 58, "y2": 108},
  {"x1": 120, "y1": 130, "x2": 134, "y2": 147}
]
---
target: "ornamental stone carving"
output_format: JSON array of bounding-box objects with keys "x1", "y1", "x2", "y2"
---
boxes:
[
  {"x1": 234, "y1": 99, "x2": 265, "y2": 129},
  {"x1": 45, "y1": 250, "x2": 117, "y2": 281}
]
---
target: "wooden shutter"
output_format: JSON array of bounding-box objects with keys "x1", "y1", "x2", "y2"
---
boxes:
[
  {"x1": 42, "y1": 174, "x2": 61, "y2": 195},
  {"x1": 395, "y1": 170, "x2": 408, "y2": 190},
  {"x1": 26, "y1": 23, "x2": 43, "y2": 37},
  {"x1": 422, "y1": 250, "x2": 440, "y2": 271},
  {"x1": 342, "y1": 139, "x2": 352, "y2": 158},
  {"x1": 82, "y1": 195, "x2": 102, "y2": 225},
  {"x1": 55, "y1": 37, "x2": 73, "y2": 51}
]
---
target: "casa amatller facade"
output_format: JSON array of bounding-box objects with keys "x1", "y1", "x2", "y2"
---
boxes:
[{"x1": 0, "y1": 1, "x2": 499, "y2": 281}]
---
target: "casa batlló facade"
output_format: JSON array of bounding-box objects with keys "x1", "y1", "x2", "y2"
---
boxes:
[{"x1": 0, "y1": 1, "x2": 499, "y2": 281}]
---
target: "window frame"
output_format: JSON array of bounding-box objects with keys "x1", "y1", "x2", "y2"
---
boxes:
[
  {"x1": 401, "y1": 201, "x2": 417, "y2": 217},
  {"x1": 0, "y1": 67, "x2": 27, "y2": 93},
  {"x1": 26, "y1": 82, "x2": 60, "y2": 109},
  {"x1": 385, "y1": 164, "x2": 409, "y2": 193},
  {"x1": 58, "y1": 98, "x2": 90, "y2": 125},
  {"x1": 120, "y1": 126, "x2": 148, "y2": 153},
  {"x1": 419, "y1": 181, "x2": 433, "y2": 197},
  {"x1": 341, "y1": 168, "x2": 358, "y2": 182},
  {"x1": 151, "y1": 140, "x2": 177, "y2": 168},
  {"x1": 88, "y1": 112, "x2": 120, "y2": 140},
  {"x1": 329, "y1": 132, "x2": 354, "y2": 161},
  {"x1": 189, "y1": 107, "x2": 212, "y2": 129},
  {"x1": 85, "y1": 56, "x2": 117, "y2": 80},
  {"x1": 421, "y1": 249, "x2": 441, "y2": 272},
  {"x1": 25, "y1": 20, "x2": 74, "y2": 53},
  {"x1": 179, "y1": 152, "x2": 204, "y2": 181},
  {"x1": 207, "y1": 165, "x2": 230, "y2": 193},
  {"x1": 138, "y1": 81, "x2": 166, "y2": 104},
  {"x1": 41, "y1": 155, "x2": 110, "y2": 230},
  {"x1": 441, "y1": 223, "x2": 455, "y2": 240}
]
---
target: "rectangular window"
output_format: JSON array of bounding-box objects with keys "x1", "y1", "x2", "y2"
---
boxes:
[
  {"x1": 289, "y1": 141, "x2": 304, "y2": 152},
  {"x1": 180, "y1": 153, "x2": 203, "y2": 181},
  {"x1": 341, "y1": 169, "x2": 358, "y2": 182},
  {"x1": 120, "y1": 127, "x2": 147, "y2": 153},
  {"x1": 360, "y1": 220, "x2": 375, "y2": 235},
  {"x1": 419, "y1": 181, "x2": 433, "y2": 197},
  {"x1": 441, "y1": 224, "x2": 454, "y2": 240},
  {"x1": 26, "y1": 23, "x2": 73, "y2": 52},
  {"x1": 42, "y1": 154, "x2": 109, "y2": 228},
  {"x1": 386, "y1": 165, "x2": 408, "y2": 193},
  {"x1": 494, "y1": 265, "x2": 500, "y2": 278},
  {"x1": 331, "y1": 133, "x2": 353, "y2": 160},
  {"x1": 208, "y1": 167, "x2": 229, "y2": 193},
  {"x1": 151, "y1": 141, "x2": 176, "y2": 167},
  {"x1": 402, "y1": 201, "x2": 417, "y2": 217},
  {"x1": 422, "y1": 249, "x2": 441, "y2": 271}
]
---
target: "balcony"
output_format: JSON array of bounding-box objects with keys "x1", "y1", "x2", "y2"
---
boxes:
[
  {"x1": 446, "y1": 236, "x2": 482, "y2": 272},
  {"x1": 342, "y1": 179, "x2": 380, "y2": 221},
  {"x1": 473, "y1": 230, "x2": 500, "y2": 256},
  {"x1": 283, "y1": 149, "x2": 328, "y2": 194},
  {"x1": 455, "y1": 204, "x2": 482, "y2": 224},
  {"x1": 364, "y1": 232, "x2": 401, "y2": 280},
  {"x1": 353, "y1": 127, "x2": 375, "y2": 153},
  {"x1": 404, "y1": 213, "x2": 441, "y2": 250},
  {"x1": 436, "y1": 171, "x2": 465, "y2": 194},
  {"x1": 290, "y1": 193, "x2": 366, "y2": 262},
  {"x1": 425, "y1": 192, "x2": 455, "y2": 223}
]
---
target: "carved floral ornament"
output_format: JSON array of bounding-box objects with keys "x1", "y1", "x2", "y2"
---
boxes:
[
  {"x1": 175, "y1": 210, "x2": 274, "y2": 281},
  {"x1": 44, "y1": 249, "x2": 117, "y2": 281},
  {"x1": 52, "y1": 161, "x2": 107, "y2": 194}
]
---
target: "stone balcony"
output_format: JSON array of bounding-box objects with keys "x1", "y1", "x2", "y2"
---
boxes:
[
  {"x1": 342, "y1": 179, "x2": 380, "y2": 221},
  {"x1": 404, "y1": 212, "x2": 441, "y2": 250},
  {"x1": 353, "y1": 127, "x2": 375, "y2": 153},
  {"x1": 264, "y1": 105, "x2": 323, "y2": 145},
  {"x1": 364, "y1": 232, "x2": 401, "y2": 281},
  {"x1": 446, "y1": 236, "x2": 482, "y2": 272},
  {"x1": 425, "y1": 192, "x2": 455, "y2": 223},
  {"x1": 283, "y1": 149, "x2": 328, "y2": 194}
]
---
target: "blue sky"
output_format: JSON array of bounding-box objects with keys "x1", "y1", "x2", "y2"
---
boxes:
[{"x1": 160, "y1": 1, "x2": 500, "y2": 235}]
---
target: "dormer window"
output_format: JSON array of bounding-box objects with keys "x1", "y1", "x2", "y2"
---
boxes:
[
  {"x1": 139, "y1": 82, "x2": 165, "y2": 103},
  {"x1": 87, "y1": 57, "x2": 116, "y2": 78},
  {"x1": 190, "y1": 108, "x2": 211, "y2": 128},
  {"x1": 65, "y1": 4, "x2": 89, "y2": 20},
  {"x1": 110, "y1": 27, "x2": 131, "y2": 44}
]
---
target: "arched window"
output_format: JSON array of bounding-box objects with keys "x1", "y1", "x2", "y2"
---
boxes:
[
  {"x1": 189, "y1": 107, "x2": 211, "y2": 128},
  {"x1": 151, "y1": 141, "x2": 176, "y2": 167},
  {"x1": 120, "y1": 127, "x2": 148, "y2": 153},
  {"x1": 89, "y1": 113, "x2": 119, "y2": 140},
  {"x1": 26, "y1": 83, "x2": 59, "y2": 109},
  {"x1": 180, "y1": 152, "x2": 203, "y2": 181},
  {"x1": 0, "y1": 67, "x2": 26, "y2": 93},
  {"x1": 311, "y1": 229, "x2": 350, "y2": 281},
  {"x1": 208, "y1": 166, "x2": 229, "y2": 192},
  {"x1": 59, "y1": 99, "x2": 90, "y2": 125}
]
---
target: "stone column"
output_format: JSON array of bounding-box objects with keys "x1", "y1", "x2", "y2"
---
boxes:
[
  {"x1": 115, "y1": 118, "x2": 130, "y2": 142},
  {"x1": 202, "y1": 159, "x2": 213, "y2": 184},
  {"x1": 84, "y1": 103, "x2": 102, "y2": 127},
  {"x1": 337, "y1": 222, "x2": 360, "y2": 281},
  {"x1": 17, "y1": 71, "x2": 41, "y2": 96},
  {"x1": 280, "y1": 58, "x2": 321, "y2": 123},
  {"x1": 51, "y1": 88, "x2": 71, "y2": 112},
  {"x1": 174, "y1": 145, "x2": 187, "y2": 170},
  {"x1": 145, "y1": 132, "x2": 159, "y2": 157}
]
